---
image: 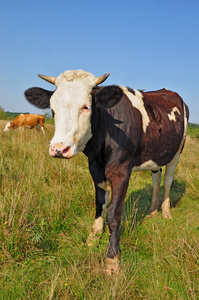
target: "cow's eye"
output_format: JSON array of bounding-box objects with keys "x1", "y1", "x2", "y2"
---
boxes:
[{"x1": 82, "y1": 105, "x2": 91, "y2": 112}]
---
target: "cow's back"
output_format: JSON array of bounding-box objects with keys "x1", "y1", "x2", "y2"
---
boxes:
[
  {"x1": 24, "y1": 114, "x2": 45, "y2": 127},
  {"x1": 132, "y1": 89, "x2": 188, "y2": 168}
]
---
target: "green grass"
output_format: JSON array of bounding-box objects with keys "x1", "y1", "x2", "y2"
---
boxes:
[{"x1": 0, "y1": 121, "x2": 198, "y2": 299}]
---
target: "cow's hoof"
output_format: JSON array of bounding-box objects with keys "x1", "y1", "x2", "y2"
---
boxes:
[
  {"x1": 86, "y1": 234, "x2": 97, "y2": 247},
  {"x1": 149, "y1": 208, "x2": 158, "y2": 215},
  {"x1": 86, "y1": 232, "x2": 102, "y2": 247},
  {"x1": 162, "y1": 210, "x2": 172, "y2": 219},
  {"x1": 86, "y1": 217, "x2": 103, "y2": 247},
  {"x1": 105, "y1": 255, "x2": 120, "y2": 275}
]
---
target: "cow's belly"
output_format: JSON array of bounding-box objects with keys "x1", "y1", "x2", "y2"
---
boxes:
[{"x1": 132, "y1": 160, "x2": 161, "y2": 172}]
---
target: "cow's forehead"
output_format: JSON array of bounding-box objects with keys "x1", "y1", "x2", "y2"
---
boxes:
[
  {"x1": 55, "y1": 69, "x2": 96, "y2": 87},
  {"x1": 50, "y1": 70, "x2": 96, "y2": 109}
]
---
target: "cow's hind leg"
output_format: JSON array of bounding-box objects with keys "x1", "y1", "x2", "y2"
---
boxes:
[
  {"x1": 38, "y1": 120, "x2": 45, "y2": 135},
  {"x1": 149, "y1": 169, "x2": 162, "y2": 215},
  {"x1": 162, "y1": 153, "x2": 180, "y2": 219}
]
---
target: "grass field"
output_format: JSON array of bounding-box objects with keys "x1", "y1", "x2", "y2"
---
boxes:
[{"x1": 0, "y1": 120, "x2": 198, "y2": 299}]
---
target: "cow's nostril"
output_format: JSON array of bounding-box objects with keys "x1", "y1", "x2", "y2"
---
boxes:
[
  {"x1": 62, "y1": 147, "x2": 70, "y2": 154},
  {"x1": 56, "y1": 149, "x2": 62, "y2": 156},
  {"x1": 62, "y1": 146, "x2": 70, "y2": 157}
]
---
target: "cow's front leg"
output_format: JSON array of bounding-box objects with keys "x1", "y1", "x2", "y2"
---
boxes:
[
  {"x1": 86, "y1": 183, "x2": 109, "y2": 246},
  {"x1": 105, "y1": 170, "x2": 130, "y2": 275}
]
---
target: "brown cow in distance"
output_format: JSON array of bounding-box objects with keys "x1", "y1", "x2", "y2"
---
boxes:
[{"x1": 4, "y1": 114, "x2": 45, "y2": 135}]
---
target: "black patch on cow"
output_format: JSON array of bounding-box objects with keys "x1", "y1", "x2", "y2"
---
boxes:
[
  {"x1": 85, "y1": 90, "x2": 142, "y2": 173},
  {"x1": 24, "y1": 87, "x2": 54, "y2": 109},
  {"x1": 152, "y1": 168, "x2": 162, "y2": 174},
  {"x1": 94, "y1": 85, "x2": 123, "y2": 108},
  {"x1": 127, "y1": 87, "x2": 136, "y2": 95}
]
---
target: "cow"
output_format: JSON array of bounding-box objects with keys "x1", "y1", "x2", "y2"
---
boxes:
[
  {"x1": 24, "y1": 69, "x2": 189, "y2": 274},
  {"x1": 4, "y1": 114, "x2": 45, "y2": 135}
]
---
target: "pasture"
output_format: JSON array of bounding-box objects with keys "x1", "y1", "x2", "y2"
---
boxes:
[{"x1": 0, "y1": 120, "x2": 198, "y2": 299}]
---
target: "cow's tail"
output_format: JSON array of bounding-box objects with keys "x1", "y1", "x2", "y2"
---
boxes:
[{"x1": 180, "y1": 102, "x2": 189, "y2": 153}]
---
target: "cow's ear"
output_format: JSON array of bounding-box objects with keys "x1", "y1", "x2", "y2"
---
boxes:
[
  {"x1": 24, "y1": 87, "x2": 54, "y2": 109},
  {"x1": 93, "y1": 85, "x2": 123, "y2": 108}
]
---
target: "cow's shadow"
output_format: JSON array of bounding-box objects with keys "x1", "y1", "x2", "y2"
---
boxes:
[{"x1": 119, "y1": 179, "x2": 186, "y2": 236}]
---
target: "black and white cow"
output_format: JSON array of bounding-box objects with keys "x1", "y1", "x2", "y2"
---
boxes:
[{"x1": 25, "y1": 70, "x2": 189, "y2": 274}]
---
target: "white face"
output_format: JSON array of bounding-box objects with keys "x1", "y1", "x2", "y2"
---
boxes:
[
  {"x1": 4, "y1": 123, "x2": 11, "y2": 131},
  {"x1": 49, "y1": 70, "x2": 96, "y2": 158}
]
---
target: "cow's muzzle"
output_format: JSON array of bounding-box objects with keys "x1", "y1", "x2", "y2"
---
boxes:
[{"x1": 50, "y1": 143, "x2": 71, "y2": 158}]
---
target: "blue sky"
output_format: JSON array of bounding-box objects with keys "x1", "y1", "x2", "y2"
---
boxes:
[{"x1": 0, "y1": 0, "x2": 199, "y2": 123}]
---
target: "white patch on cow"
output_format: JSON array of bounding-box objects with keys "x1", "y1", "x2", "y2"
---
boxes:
[
  {"x1": 50, "y1": 70, "x2": 96, "y2": 157},
  {"x1": 86, "y1": 216, "x2": 104, "y2": 247},
  {"x1": 4, "y1": 123, "x2": 11, "y2": 131},
  {"x1": 122, "y1": 87, "x2": 150, "y2": 133},
  {"x1": 167, "y1": 107, "x2": 181, "y2": 122},
  {"x1": 91, "y1": 217, "x2": 104, "y2": 234},
  {"x1": 41, "y1": 126, "x2": 45, "y2": 135},
  {"x1": 98, "y1": 180, "x2": 111, "y2": 192},
  {"x1": 132, "y1": 160, "x2": 160, "y2": 172}
]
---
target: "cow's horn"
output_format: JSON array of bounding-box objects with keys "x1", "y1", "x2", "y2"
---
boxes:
[
  {"x1": 95, "y1": 72, "x2": 111, "y2": 85},
  {"x1": 38, "y1": 74, "x2": 57, "y2": 85}
]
